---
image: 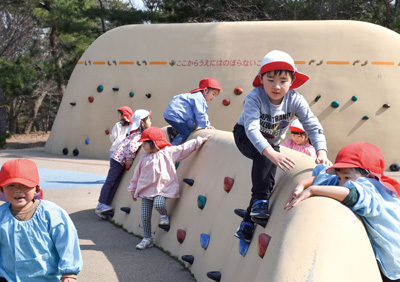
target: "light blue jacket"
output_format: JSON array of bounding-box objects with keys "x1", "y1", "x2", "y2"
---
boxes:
[
  {"x1": 0, "y1": 200, "x2": 83, "y2": 281},
  {"x1": 312, "y1": 164, "x2": 400, "y2": 280},
  {"x1": 163, "y1": 91, "x2": 210, "y2": 129}
]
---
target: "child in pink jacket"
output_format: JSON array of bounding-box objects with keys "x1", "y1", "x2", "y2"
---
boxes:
[{"x1": 128, "y1": 127, "x2": 210, "y2": 250}]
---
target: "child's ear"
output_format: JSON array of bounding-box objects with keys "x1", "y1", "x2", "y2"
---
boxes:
[
  {"x1": 290, "y1": 76, "x2": 296, "y2": 86},
  {"x1": 36, "y1": 186, "x2": 40, "y2": 193},
  {"x1": 258, "y1": 74, "x2": 263, "y2": 85}
]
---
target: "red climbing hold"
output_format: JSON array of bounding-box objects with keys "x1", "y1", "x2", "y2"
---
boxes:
[
  {"x1": 88, "y1": 96, "x2": 94, "y2": 103},
  {"x1": 222, "y1": 99, "x2": 230, "y2": 106},
  {"x1": 234, "y1": 87, "x2": 243, "y2": 95},
  {"x1": 224, "y1": 177, "x2": 234, "y2": 193},
  {"x1": 177, "y1": 229, "x2": 186, "y2": 244},
  {"x1": 258, "y1": 233, "x2": 271, "y2": 258},
  {"x1": 105, "y1": 129, "x2": 110, "y2": 135}
]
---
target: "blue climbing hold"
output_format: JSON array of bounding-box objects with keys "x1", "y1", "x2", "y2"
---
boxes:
[
  {"x1": 85, "y1": 139, "x2": 90, "y2": 145},
  {"x1": 200, "y1": 233, "x2": 210, "y2": 250},
  {"x1": 239, "y1": 239, "x2": 250, "y2": 257}
]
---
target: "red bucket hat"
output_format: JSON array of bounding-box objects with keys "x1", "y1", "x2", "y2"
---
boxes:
[
  {"x1": 0, "y1": 159, "x2": 40, "y2": 188},
  {"x1": 189, "y1": 78, "x2": 222, "y2": 93},
  {"x1": 118, "y1": 106, "x2": 133, "y2": 124},
  {"x1": 139, "y1": 127, "x2": 172, "y2": 150},
  {"x1": 326, "y1": 142, "x2": 400, "y2": 195},
  {"x1": 252, "y1": 50, "x2": 310, "y2": 89}
]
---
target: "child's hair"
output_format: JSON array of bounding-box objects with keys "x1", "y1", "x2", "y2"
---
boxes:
[
  {"x1": 118, "y1": 110, "x2": 130, "y2": 126},
  {"x1": 143, "y1": 140, "x2": 156, "y2": 150},
  {"x1": 336, "y1": 167, "x2": 369, "y2": 176},
  {"x1": 139, "y1": 116, "x2": 150, "y2": 132},
  {"x1": 261, "y1": 70, "x2": 295, "y2": 80}
]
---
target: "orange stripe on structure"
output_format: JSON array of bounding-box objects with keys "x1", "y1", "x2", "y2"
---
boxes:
[
  {"x1": 93, "y1": 61, "x2": 106, "y2": 65},
  {"x1": 371, "y1": 61, "x2": 395, "y2": 65},
  {"x1": 294, "y1": 61, "x2": 306, "y2": 65},
  {"x1": 77, "y1": 61, "x2": 83, "y2": 65},
  {"x1": 119, "y1": 61, "x2": 135, "y2": 65},
  {"x1": 149, "y1": 61, "x2": 167, "y2": 65},
  {"x1": 326, "y1": 61, "x2": 350, "y2": 65}
]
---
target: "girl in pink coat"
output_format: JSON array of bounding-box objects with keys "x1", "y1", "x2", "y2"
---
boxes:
[{"x1": 128, "y1": 127, "x2": 210, "y2": 249}]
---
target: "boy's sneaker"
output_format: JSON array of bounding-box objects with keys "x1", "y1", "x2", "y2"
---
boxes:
[
  {"x1": 136, "y1": 238, "x2": 154, "y2": 250},
  {"x1": 95, "y1": 203, "x2": 114, "y2": 219},
  {"x1": 250, "y1": 199, "x2": 270, "y2": 219},
  {"x1": 159, "y1": 215, "x2": 170, "y2": 225},
  {"x1": 234, "y1": 221, "x2": 255, "y2": 243}
]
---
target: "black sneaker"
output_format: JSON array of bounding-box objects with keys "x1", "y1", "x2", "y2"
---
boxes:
[
  {"x1": 234, "y1": 221, "x2": 255, "y2": 243},
  {"x1": 250, "y1": 199, "x2": 270, "y2": 219}
]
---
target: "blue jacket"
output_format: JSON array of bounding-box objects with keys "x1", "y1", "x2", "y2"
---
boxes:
[
  {"x1": 163, "y1": 91, "x2": 210, "y2": 129},
  {"x1": 0, "y1": 200, "x2": 83, "y2": 281},
  {"x1": 313, "y1": 164, "x2": 400, "y2": 280}
]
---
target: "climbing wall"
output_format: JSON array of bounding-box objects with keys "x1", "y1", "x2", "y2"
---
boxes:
[
  {"x1": 45, "y1": 20, "x2": 400, "y2": 168},
  {"x1": 112, "y1": 129, "x2": 381, "y2": 282}
]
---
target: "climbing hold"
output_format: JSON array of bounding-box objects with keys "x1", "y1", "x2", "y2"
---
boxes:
[
  {"x1": 97, "y1": 85, "x2": 103, "y2": 92},
  {"x1": 258, "y1": 233, "x2": 272, "y2": 258},
  {"x1": 207, "y1": 271, "x2": 221, "y2": 282},
  {"x1": 181, "y1": 255, "x2": 194, "y2": 265},
  {"x1": 362, "y1": 115, "x2": 370, "y2": 120},
  {"x1": 390, "y1": 163, "x2": 400, "y2": 172},
  {"x1": 177, "y1": 229, "x2": 186, "y2": 244},
  {"x1": 234, "y1": 208, "x2": 246, "y2": 219},
  {"x1": 85, "y1": 139, "x2": 90, "y2": 145},
  {"x1": 112, "y1": 87, "x2": 119, "y2": 91},
  {"x1": 145, "y1": 93, "x2": 151, "y2": 98},
  {"x1": 383, "y1": 104, "x2": 391, "y2": 108},
  {"x1": 70, "y1": 102, "x2": 76, "y2": 106},
  {"x1": 331, "y1": 101, "x2": 340, "y2": 108},
  {"x1": 222, "y1": 99, "x2": 230, "y2": 106},
  {"x1": 88, "y1": 96, "x2": 94, "y2": 103},
  {"x1": 105, "y1": 129, "x2": 110, "y2": 135},
  {"x1": 200, "y1": 233, "x2": 210, "y2": 250},
  {"x1": 238, "y1": 239, "x2": 250, "y2": 257},
  {"x1": 120, "y1": 207, "x2": 131, "y2": 214},
  {"x1": 314, "y1": 95, "x2": 321, "y2": 102},
  {"x1": 62, "y1": 148, "x2": 68, "y2": 155},
  {"x1": 73, "y1": 149, "x2": 79, "y2": 156},
  {"x1": 223, "y1": 177, "x2": 234, "y2": 192},
  {"x1": 234, "y1": 87, "x2": 243, "y2": 95},
  {"x1": 129, "y1": 92, "x2": 134, "y2": 97},
  {"x1": 351, "y1": 96, "x2": 358, "y2": 101},
  {"x1": 183, "y1": 178, "x2": 194, "y2": 186},
  {"x1": 197, "y1": 195, "x2": 207, "y2": 210},
  {"x1": 102, "y1": 210, "x2": 114, "y2": 218},
  {"x1": 175, "y1": 162, "x2": 180, "y2": 169},
  {"x1": 159, "y1": 224, "x2": 170, "y2": 231}
]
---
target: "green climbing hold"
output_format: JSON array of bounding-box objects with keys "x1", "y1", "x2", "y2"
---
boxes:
[
  {"x1": 97, "y1": 85, "x2": 104, "y2": 93},
  {"x1": 197, "y1": 195, "x2": 207, "y2": 210},
  {"x1": 331, "y1": 101, "x2": 340, "y2": 108},
  {"x1": 351, "y1": 96, "x2": 358, "y2": 101},
  {"x1": 362, "y1": 115, "x2": 370, "y2": 120}
]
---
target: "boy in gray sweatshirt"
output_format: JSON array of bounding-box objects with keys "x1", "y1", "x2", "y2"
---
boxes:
[{"x1": 233, "y1": 50, "x2": 331, "y2": 243}]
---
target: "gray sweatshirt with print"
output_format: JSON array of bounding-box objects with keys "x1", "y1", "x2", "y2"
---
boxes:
[{"x1": 237, "y1": 86, "x2": 327, "y2": 154}]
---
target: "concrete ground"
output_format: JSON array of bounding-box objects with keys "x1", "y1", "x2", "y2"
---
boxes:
[{"x1": 0, "y1": 148, "x2": 196, "y2": 282}]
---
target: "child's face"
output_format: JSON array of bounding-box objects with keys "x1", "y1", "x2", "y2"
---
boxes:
[
  {"x1": 203, "y1": 88, "x2": 220, "y2": 103},
  {"x1": 336, "y1": 168, "x2": 363, "y2": 186},
  {"x1": 291, "y1": 132, "x2": 308, "y2": 146},
  {"x1": 143, "y1": 141, "x2": 156, "y2": 154},
  {"x1": 118, "y1": 112, "x2": 123, "y2": 120},
  {"x1": 260, "y1": 71, "x2": 294, "y2": 105},
  {"x1": 1, "y1": 182, "x2": 37, "y2": 211},
  {"x1": 141, "y1": 117, "x2": 152, "y2": 129}
]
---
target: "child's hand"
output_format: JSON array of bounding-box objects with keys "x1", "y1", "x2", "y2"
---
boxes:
[
  {"x1": 285, "y1": 187, "x2": 314, "y2": 210},
  {"x1": 263, "y1": 147, "x2": 296, "y2": 171},
  {"x1": 284, "y1": 184, "x2": 306, "y2": 210},
  {"x1": 315, "y1": 150, "x2": 332, "y2": 166},
  {"x1": 202, "y1": 134, "x2": 211, "y2": 144},
  {"x1": 125, "y1": 160, "x2": 133, "y2": 170},
  {"x1": 131, "y1": 191, "x2": 137, "y2": 201}
]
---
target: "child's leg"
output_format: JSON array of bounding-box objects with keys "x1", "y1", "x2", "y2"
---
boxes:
[
  {"x1": 164, "y1": 118, "x2": 193, "y2": 145},
  {"x1": 141, "y1": 198, "x2": 154, "y2": 238},
  {"x1": 98, "y1": 159, "x2": 125, "y2": 205},
  {"x1": 153, "y1": 195, "x2": 167, "y2": 215}
]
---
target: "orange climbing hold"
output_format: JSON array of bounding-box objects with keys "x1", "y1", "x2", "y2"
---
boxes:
[
  {"x1": 234, "y1": 87, "x2": 243, "y2": 95},
  {"x1": 222, "y1": 99, "x2": 230, "y2": 106},
  {"x1": 88, "y1": 96, "x2": 94, "y2": 103},
  {"x1": 224, "y1": 177, "x2": 234, "y2": 193},
  {"x1": 258, "y1": 233, "x2": 271, "y2": 258}
]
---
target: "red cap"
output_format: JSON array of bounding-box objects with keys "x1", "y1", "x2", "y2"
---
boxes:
[
  {"x1": 289, "y1": 119, "x2": 305, "y2": 133},
  {"x1": 189, "y1": 78, "x2": 222, "y2": 93},
  {"x1": 327, "y1": 142, "x2": 400, "y2": 195},
  {"x1": 118, "y1": 106, "x2": 133, "y2": 124},
  {"x1": 0, "y1": 159, "x2": 40, "y2": 188},
  {"x1": 139, "y1": 127, "x2": 172, "y2": 150}
]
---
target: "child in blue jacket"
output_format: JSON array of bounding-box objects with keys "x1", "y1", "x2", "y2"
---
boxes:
[
  {"x1": 285, "y1": 142, "x2": 400, "y2": 282},
  {"x1": 163, "y1": 77, "x2": 222, "y2": 145}
]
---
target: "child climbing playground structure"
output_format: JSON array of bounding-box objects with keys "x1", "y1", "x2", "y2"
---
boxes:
[{"x1": 45, "y1": 20, "x2": 400, "y2": 281}]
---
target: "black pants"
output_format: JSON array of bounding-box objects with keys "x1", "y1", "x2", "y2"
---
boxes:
[
  {"x1": 233, "y1": 123, "x2": 279, "y2": 222},
  {"x1": 0, "y1": 278, "x2": 7, "y2": 282}
]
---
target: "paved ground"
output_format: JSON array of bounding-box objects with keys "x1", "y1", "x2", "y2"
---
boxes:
[{"x1": 0, "y1": 148, "x2": 196, "y2": 282}]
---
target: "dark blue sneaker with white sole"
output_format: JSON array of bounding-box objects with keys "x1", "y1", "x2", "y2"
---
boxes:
[
  {"x1": 250, "y1": 199, "x2": 270, "y2": 219},
  {"x1": 234, "y1": 221, "x2": 255, "y2": 243}
]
